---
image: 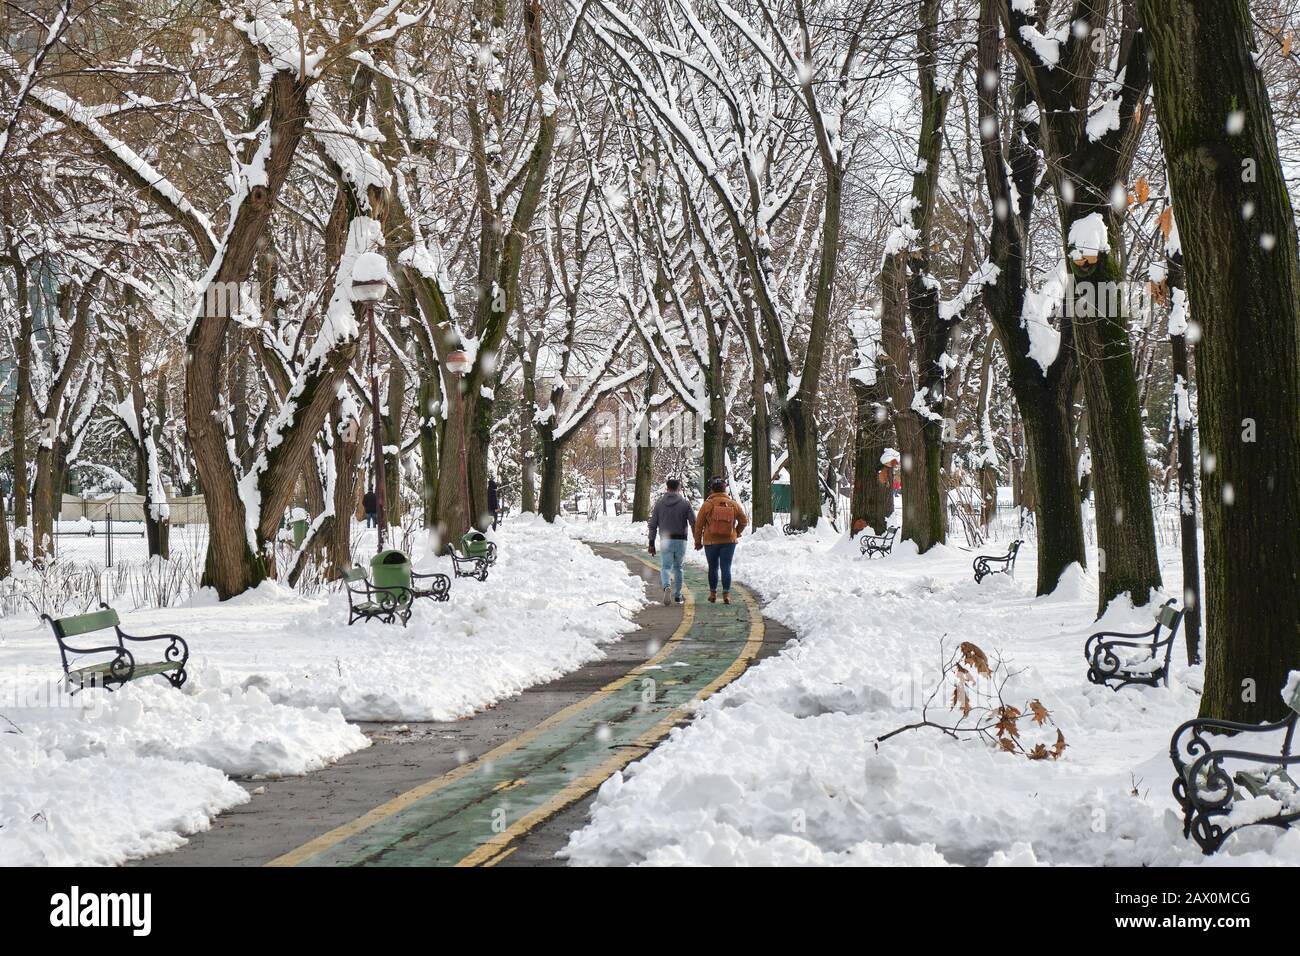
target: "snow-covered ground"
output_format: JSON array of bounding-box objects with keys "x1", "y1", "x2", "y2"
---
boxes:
[
  {"x1": 0, "y1": 516, "x2": 644, "y2": 865},
  {"x1": 566, "y1": 516, "x2": 1300, "y2": 866}
]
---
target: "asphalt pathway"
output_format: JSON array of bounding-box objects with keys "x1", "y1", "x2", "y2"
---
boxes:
[{"x1": 139, "y1": 542, "x2": 791, "y2": 867}]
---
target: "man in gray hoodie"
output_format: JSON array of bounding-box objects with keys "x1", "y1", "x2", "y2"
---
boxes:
[{"x1": 648, "y1": 478, "x2": 695, "y2": 605}]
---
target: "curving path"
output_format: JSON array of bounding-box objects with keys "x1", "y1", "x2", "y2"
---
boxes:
[{"x1": 140, "y1": 543, "x2": 790, "y2": 867}]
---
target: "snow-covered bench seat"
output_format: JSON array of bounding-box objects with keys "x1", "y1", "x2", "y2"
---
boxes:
[
  {"x1": 859, "y1": 526, "x2": 898, "y2": 558},
  {"x1": 972, "y1": 539, "x2": 1023, "y2": 584},
  {"x1": 1084, "y1": 599, "x2": 1183, "y2": 691},
  {"x1": 42, "y1": 605, "x2": 189, "y2": 692},
  {"x1": 1169, "y1": 674, "x2": 1300, "y2": 855}
]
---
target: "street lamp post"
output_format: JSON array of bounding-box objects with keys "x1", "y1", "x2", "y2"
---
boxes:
[{"x1": 352, "y1": 253, "x2": 390, "y2": 551}]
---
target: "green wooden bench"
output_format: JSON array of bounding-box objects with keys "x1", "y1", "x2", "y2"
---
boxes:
[
  {"x1": 42, "y1": 604, "x2": 189, "y2": 692},
  {"x1": 1170, "y1": 675, "x2": 1300, "y2": 854}
]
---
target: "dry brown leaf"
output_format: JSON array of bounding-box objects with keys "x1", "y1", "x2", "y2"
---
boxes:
[
  {"x1": 1029, "y1": 699, "x2": 1050, "y2": 726},
  {"x1": 995, "y1": 705, "x2": 1022, "y2": 739},
  {"x1": 1051, "y1": 729, "x2": 1068, "y2": 758},
  {"x1": 959, "y1": 642, "x2": 992, "y2": 678},
  {"x1": 1284, "y1": 31, "x2": 1294, "y2": 57},
  {"x1": 998, "y1": 737, "x2": 1019, "y2": 754},
  {"x1": 1158, "y1": 206, "x2": 1174, "y2": 241},
  {"x1": 1027, "y1": 743, "x2": 1050, "y2": 761},
  {"x1": 1134, "y1": 176, "x2": 1150, "y2": 204}
]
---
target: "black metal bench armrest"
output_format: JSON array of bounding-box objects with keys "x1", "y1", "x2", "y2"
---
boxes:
[
  {"x1": 62, "y1": 642, "x2": 132, "y2": 657},
  {"x1": 1184, "y1": 747, "x2": 1300, "y2": 807},
  {"x1": 1084, "y1": 627, "x2": 1158, "y2": 656},
  {"x1": 411, "y1": 570, "x2": 452, "y2": 598},
  {"x1": 1171, "y1": 713, "x2": 1298, "y2": 774},
  {"x1": 117, "y1": 630, "x2": 190, "y2": 664}
]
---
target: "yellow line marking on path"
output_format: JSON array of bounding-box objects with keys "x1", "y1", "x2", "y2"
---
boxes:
[
  {"x1": 454, "y1": 582, "x2": 765, "y2": 868},
  {"x1": 266, "y1": 546, "x2": 692, "y2": 868}
]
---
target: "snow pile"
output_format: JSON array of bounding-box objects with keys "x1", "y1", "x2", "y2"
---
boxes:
[
  {"x1": 0, "y1": 731, "x2": 248, "y2": 866},
  {"x1": 0, "y1": 517, "x2": 645, "y2": 864},
  {"x1": 563, "y1": 521, "x2": 1300, "y2": 866}
]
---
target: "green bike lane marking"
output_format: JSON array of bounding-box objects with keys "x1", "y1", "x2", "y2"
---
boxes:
[{"x1": 271, "y1": 543, "x2": 762, "y2": 867}]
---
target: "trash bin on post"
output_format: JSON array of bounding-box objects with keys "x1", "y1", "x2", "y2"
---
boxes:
[
  {"x1": 771, "y1": 481, "x2": 792, "y2": 516},
  {"x1": 290, "y1": 507, "x2": 309, "y2": 548},
  {"x1": 460, "y1": 530, "x2": 489, "y2": 559},
  {"x1": 370, "y1": 549, "x2": 412, "y2": 602}
]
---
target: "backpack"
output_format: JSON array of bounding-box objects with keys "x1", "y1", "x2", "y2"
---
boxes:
[{"x1": 708, "y1": 498, "x2": 736, "y2": 537}]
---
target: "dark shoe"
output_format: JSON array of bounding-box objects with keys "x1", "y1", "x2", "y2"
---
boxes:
[
  {"x1": 674, "y1": 593, "x2": 684, "y2": 604},
  {"x1": 708, "y1": 591, "x2": 717, "y2": 603},
  {"x1": 722, "y1": 592, "x2": 731, "y2": 605},
  {"x1": 662, "y1": 587, "x2": 671, "y2": 606}
]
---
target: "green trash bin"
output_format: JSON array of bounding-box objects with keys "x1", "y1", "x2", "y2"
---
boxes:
[
  {"x1": 771, "y1": 481, "x2": 792, "y2": 515},
  {"x1": 460, "y1": 531, "x2": 494, "y2": 563},
  {"x1": 290, "y1": 508, "x2": 309, "y2": 548},
  {"x1": 370, "y1": 549, "x2": 412, "y2": 601}
]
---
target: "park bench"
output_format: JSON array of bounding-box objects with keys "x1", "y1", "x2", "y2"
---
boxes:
[
  {"x1": 444, "y1": 532, "x2": 493, "y2": 581},
  {"x1": 859, "y1": 526, "x2": 897, "y2": 558},
  {"x1": 1169, "y1": 676, "x2": 1300, "y2": 854},
  {"x1": 42, "y1": 604, "x2": 189, "y2": 692},
  {"x1": 443, "y1": 544, "x2": 489, "y2": 581},
  {"x1": 1084, "y1": 598, "x2": 1183, "y2": 691},
  {"x1": 972, "y1": 539, "x2": 1023, "y2": 583},
  {"x1": 342, "y1": 566, "x2": 413, "y2": 626},
  {"x1": 410, "y1": 568, "x2": 452, "y2": 604}
]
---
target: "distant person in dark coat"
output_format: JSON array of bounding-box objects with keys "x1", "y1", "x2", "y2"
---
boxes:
[
  {"x1": 363, "y1": 489, "x2": 378, "y2": 528},
  {"x1": 487, "y1": 478, "x2": 500, "y2": 530}
]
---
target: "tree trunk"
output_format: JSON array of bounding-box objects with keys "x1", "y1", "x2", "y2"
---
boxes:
[
  {"x1": 187, "y1": 71, "x2": 308, "y2": 598},
  {"x1": 538, "y1": 426, "x2": 563, "y2": 523},
  {"x1": 436, "y1": 377, "x2": 472, "y2": 541},
  {"x1": 850, "y1": 378, "x2": 893, "y2": 535},
  {"x1": 1141, "y1": 0, "x2": 1300, "y2": 721},
  {"x1": 418, "y1": 373, "x2": 439, "y2": 528},
  {"x1": 632, "y1": 369, "x2": 657, "y2": 522},
  {"x1": 10, "y1": 260, "x2": 32, "y2": 565},
  {"x1": 518, "y1": 332, "x2": 538, "y2": 515},
  {"x1": 1168, "y1": 259, "x2": 1201, "y2": 665},
  {"x1": 976, "y1": 1, "x2": 1086, "y2": 593},
  {"x1": 328, "y1": 404, "x2": 367, "y2": 578},
  {"x1": 1066, "y1": 218, "x2": 1163, "y2": 613},
  {"x1": 0, "y1": 489, "x2": 9, "y2": 579},
  {"x1": 1018, "y1": 375, "x2": 1088, "y2": 594},
  {"x1": 742, "y1": 303, "x2": 773, "y2": 529},
  {"x1": 383, "y1": 356, "x2": 404, "y2": 529}
]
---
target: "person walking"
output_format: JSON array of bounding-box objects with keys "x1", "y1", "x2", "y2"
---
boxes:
[
  {"x1": 694, "y1": 476, "x2": 747, "y2": 604},
  {"x1": 362, "y1": 488, "x2": 378, "y2": 528},
  {"x1": 487, "y1": 478, "x2": 500, "y2": 530},
  {"x1": 647, "y1": 478, "x2": 694, "y2": 605}
]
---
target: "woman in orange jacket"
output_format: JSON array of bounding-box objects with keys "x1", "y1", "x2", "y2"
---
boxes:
[{"x1": 693, "y1": 476, "x2": 748, "y2": 604}]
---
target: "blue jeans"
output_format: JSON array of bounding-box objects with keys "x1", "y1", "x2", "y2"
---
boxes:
[
  {"x1": 704, "y1": 543, "x2": 736, "y2": 593},
  {"x1": 659, "y1": 539, "x2": 686, "y2": 596}
]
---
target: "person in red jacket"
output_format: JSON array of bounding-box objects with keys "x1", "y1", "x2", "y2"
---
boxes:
[{"x1": 693, "y1": 476, "x2": 748, "y2": 604}]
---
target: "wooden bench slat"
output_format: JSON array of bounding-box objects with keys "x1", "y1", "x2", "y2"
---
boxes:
[
  {"x1": 55, "y1": 608, "x2": 121, "y2": 637},
  {"x1": 70, "y1": 660, "x2": 182, "y2": 679}
]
